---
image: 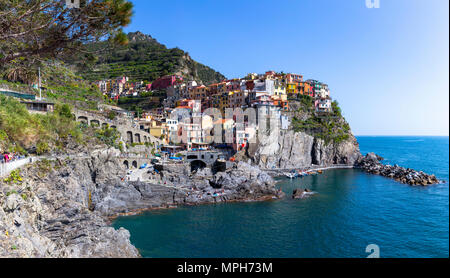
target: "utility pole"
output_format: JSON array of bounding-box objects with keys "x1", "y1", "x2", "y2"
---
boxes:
[{"x1": 38, "y1": 67, "x2": 41, "y2": 100}]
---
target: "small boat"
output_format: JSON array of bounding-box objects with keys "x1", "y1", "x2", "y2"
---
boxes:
[
  {"x1": 298, "y1": 171, "x2": 307, "y2": 177},
  {"x1": 284, "y1": 172, "x2": 297, "y2": 179},
  {"x1": 318, "y1": 170, "x2": 323, "y2": 174}
]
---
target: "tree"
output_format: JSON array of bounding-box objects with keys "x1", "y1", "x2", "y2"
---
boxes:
[{"x1": 0, "y1": 0, "x2": 133, "y2": 65}]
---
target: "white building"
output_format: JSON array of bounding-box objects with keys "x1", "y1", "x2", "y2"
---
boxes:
[
  {"x1": 315, "y1": 98, "x2": 332, "y2": 113},
  {"x1": 318, "y1": 84, "x2": 330, "y2": 99},
  {"x1": 253, "y1": 79, "x2": 275, "y2": 97},
  {"x1": 281, "y1": 114, "x2": 290, "y2": 130}
]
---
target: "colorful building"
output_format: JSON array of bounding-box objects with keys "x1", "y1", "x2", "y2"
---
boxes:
[
  {"x1": 298, "y1": 81, "x2": 313, "y2": 97},
  {"x1": 189, "y1": 85, "x2": 209, "y2": 100},
  {"x1": 273, "y1": 79, "x2": 286, "y2": 98},
  {"x1": 228, "y1": 90, "x2": 248, "y2": 109},
  {"x1": 285, "y1": 73, "x2": 303, "y2": 84},
  {"x1": 315, "y1": 98, "x2": 332, "y2": 113},
  {"x1": 286, "y1": 83, "x2": 297, "y2": 96},
  {"x1": 151, "y1": 75, "x2": 183, "y2": 90}
]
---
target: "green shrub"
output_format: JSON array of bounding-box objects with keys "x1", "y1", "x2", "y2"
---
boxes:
[
  {"x1": 95, "y1": 126, "x2": 120, "y2": 148},
  {"x1": 3, "y1": 170, "x2": 22, "y2": 185},
  {"x1": 36, "y1": 141, "x2": 49, "y2": 155}
]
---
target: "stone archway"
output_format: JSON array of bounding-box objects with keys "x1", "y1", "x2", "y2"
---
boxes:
[
  {"x1": 135, "y1": 133, "x2": 141, "y2": 143},
  {"x1": 126, "y1": 131, "x2": 133, "y2": 143},
  {"x1": 190, "y1": 160, "x2": 207, "y2": 172},
  {"x1": 123, "y1": 160, "x2": 129, "y2": 169},
  {"x1": 132, "y1": 161, "x2": 138, "y2": 168},
  {"x1": 78, "y1": 116, "x2": 88, "y2": 123},
  {"x1": 90, "y1": 119, "x2": 100, "y2": 127}
]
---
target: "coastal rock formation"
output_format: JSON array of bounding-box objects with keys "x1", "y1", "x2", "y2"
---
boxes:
[
  {"x1": 0, "y1": 149, "x2": 282, "y2": 257},
  {"x1": 356, "y1": 153, "x2": 440, "y2": 186},
  {"x1": 95, "y1": 161, "x2": 283, "y2": 216},
  {"x1": 248, "y1": 130, "x2": 361, "y2": 169},
  {"x1": 292, "y1": 188, "x2": 314, "y2": 199},
  {"x1": 0, "y1": 149, "x2": 140, "y2": 258}
]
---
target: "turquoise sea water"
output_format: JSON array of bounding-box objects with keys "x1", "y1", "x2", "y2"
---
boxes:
[{"x1": 113, "y1": 136, "x2": 449, "y2": 258}]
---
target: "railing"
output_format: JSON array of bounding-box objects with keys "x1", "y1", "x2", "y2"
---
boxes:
[{"x1": 0, "y1": 157, "x2": 35, "y2": 177}]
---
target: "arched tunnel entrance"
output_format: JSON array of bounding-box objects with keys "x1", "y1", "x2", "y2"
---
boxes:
[
  {"x1": 126, "y1": 131, "x2": 133, "y2": 143},
  {"x1": 90, "y1": 119, "x2": 100, "y2": 127},
  {"x1": 123, "y1": 160, "x2": 129, "y2": 169},
  {"x1": 132, "y1": 161, "x2": 138, "y2": 168},
  {"x1": 78, "y1": 116, "x2": 88, "y2": 124},
  {"x1": 190, "y1": 160, "x2": 207, "y2": 172},
  {"x1": 135, "y1": 133, "x2": 141, "y2": 143}
]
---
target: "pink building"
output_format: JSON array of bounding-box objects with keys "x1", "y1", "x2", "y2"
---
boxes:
[
  {"x1": 315, "y1": 98, "x2": 332, "y2": 113},
  {"x1": 286, "y1": 73, "x2": 303, "y2": 83},
  {"x1": 151, "y1": 75, "x2": 183, "y2": 90}
]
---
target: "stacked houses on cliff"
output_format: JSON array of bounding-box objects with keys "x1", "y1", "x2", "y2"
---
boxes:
[{"x1": 94, "y1": 71, "x2": 333, "y2": 152}]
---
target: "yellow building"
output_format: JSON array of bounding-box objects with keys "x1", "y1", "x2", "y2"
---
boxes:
[
  {"x1": 219, "y1": 93, "x2": 229, "y2": 114},
  {"x1": 274, "y1": 79, "x2": 287, "y2": 98},
  {"x1": 286, "y1": 83, "x2": 297, "y2": 96},
  {"x1": 189, "y1": 85, "x2": 209, "y2": 100},
  {"x1": 150, "y1": 126, "x2": 164, "y2": 138}
]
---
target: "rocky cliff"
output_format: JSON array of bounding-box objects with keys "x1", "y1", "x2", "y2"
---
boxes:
[
  {"x1": 0, "y1": 149, "x2": 281, "y2": 257},
  {"x1": 247, "y1": 129, "x2": 361, "y2": 169},
  {"x1": 244, "y1": 97, "x2": 362, "y2": 169}
]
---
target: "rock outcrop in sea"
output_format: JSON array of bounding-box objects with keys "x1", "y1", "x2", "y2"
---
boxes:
[
  {"x1": 0, "y1": 149, "x2": 282, "y2": 257},
  {"x1": 356, "y1": 153, "x2": 440, "y2": 186}
]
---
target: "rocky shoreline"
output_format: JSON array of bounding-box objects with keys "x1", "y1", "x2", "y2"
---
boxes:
[
  {"x1": 0, "y1": 149, "x2": 283, "y2": 257},
  {"x1": 0, "y1": 146, "x2": 443, "y2": 257},
  {"x1": 356, "y1": 153, "x2": 441, "y2": 186}
]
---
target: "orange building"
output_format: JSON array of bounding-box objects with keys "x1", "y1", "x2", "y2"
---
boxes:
[{"x1": 298, "y1": 81, "x2": 313, "y2": 97}]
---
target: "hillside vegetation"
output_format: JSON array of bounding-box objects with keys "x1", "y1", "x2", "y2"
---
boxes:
[
  {"x1": 69, "y1": 32, "x2": 226, "y2": 84},
  {"x1": 40, "y1": 62, "x2": 111, "y2": 110},
  {"x1": 0, "y1": 62, "x2": 109, "y2": 110},
  {"x1": 0, "y1": 95, "x2": 122, "y2": 155},
  {"x1": 290, "y1": 95, "x2": 351, "y2": 144},
  {"x1": 0, "y1": 95, "x2": 83, "y2": 154}
]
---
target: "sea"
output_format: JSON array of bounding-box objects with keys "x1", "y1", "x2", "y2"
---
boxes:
[{"x1": 112, "y1": 136, "x2": 449, "y2": 258}]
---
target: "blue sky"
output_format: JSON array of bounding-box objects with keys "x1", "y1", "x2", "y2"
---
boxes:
[{"x1": 124, "y1": 0, "x2": 449, "y2": 136}]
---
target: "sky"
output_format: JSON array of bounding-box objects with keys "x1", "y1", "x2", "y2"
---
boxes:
[{"x1": 124, "y1": 0, "x2": 449, "y2": 136}]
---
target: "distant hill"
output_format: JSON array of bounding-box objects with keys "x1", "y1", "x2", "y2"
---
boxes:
[{"x1": 73, "y1": 31, "x2": 226, "y2": 84}]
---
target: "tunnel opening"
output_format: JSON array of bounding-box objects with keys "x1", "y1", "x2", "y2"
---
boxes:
[
  {"x1": 126, "y1": 131, "x2": 133, "y2": 143},
  {"x1": 123, "y1": 160, "x2": 129, "y2": 169},
  {"x1": 190, "y1": 160, "x2": 207, "y2": 172},
  {"x1": 90, "y1": 120, "x2": 100, "y2": 127},
  {"x1": 78, "y1": 116, "x2": 88, "y2": 123},
  {"x1": 211, "y1": 160, "x2": 227, "y2": 175}
]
